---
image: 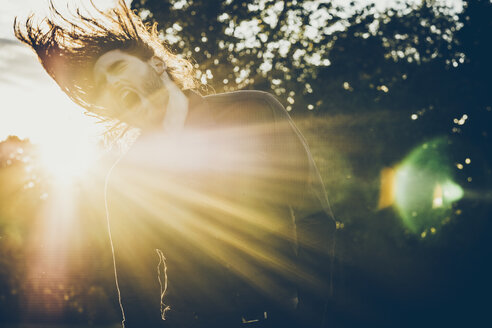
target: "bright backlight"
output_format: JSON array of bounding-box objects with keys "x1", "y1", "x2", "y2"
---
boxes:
[{"x1": 38, "y1": 138, "x2": 99, "y2": 185}]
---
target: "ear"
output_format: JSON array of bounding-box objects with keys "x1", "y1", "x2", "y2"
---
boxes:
[{"x1": 148, "y1": 56, "x2": 167, "y2": 75}]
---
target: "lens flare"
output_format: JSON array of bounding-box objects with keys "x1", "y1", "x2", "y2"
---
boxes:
[{"x1": 380, "y1": 137, "x2": 464, "y2": 233}]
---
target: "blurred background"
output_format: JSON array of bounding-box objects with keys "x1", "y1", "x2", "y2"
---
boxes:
[{"x1": 0, "y1": 0, "x2": 491, "y2": 327}]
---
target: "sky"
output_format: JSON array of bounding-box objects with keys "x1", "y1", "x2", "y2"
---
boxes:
[
  {"x1": 0, "y1": 0, "x2": 131, "y2": 148},
  {"x1": 0, "y1": 0, "x2": 462, "y2": 147}
]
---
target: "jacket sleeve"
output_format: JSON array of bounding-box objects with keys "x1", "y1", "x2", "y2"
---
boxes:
[
  {"x1": 259, "y1": 92, "x2": 337, "y2": 307},
  {"x1": 259, "y1": 92, "x2": 335, "y2": 221}
]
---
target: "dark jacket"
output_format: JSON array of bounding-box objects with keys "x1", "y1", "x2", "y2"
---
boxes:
[{"x1": 108, "y1": 90, "x2": 336, "y2": 328}]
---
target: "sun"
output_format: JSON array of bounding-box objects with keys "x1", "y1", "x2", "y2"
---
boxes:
[{"x1": 38, "y1": 136, "x2": 100, "y2": 185}]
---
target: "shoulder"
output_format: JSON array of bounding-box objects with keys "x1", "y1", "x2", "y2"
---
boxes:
[
  {"x1": 204, "y1": 90, "x2": 289, "y2": 123},
  {"x1": 205, "y1": 90, "x2": 281, "y2": 105}
]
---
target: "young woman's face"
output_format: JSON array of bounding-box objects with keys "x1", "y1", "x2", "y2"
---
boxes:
[{"x1": 92, "y1": 49, "x2": 169, "y2": 129}]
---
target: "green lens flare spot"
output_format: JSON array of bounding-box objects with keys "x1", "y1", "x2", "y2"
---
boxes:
[{"x1": 393, "y1": 137, "x2": 464, "y2": 234}]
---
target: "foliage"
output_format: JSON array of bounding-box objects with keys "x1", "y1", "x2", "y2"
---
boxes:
[{"x1": 131, "y1": 0, "x2": 490, "y2": 150}]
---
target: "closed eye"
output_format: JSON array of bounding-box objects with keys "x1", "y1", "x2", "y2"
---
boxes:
[
  {"x1": 107, "y1": 60, "x2": 126, "y2": 74},
  {"x1": 94, "y1": 60, "x2": 126, "y2": 94}
]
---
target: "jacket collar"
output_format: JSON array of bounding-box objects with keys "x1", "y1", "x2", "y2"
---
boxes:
[{"x1": 183, "y1": 89, "x2": 216, "y2": 129}]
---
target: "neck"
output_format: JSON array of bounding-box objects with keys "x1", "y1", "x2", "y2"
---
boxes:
[{"x1": 161, "y1": 78, "x2": 189, "y2": 134}]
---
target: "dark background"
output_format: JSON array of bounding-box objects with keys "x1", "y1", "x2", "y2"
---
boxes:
[{"x1": 0, "y1": 0, "x2": 491, "y2": 327}]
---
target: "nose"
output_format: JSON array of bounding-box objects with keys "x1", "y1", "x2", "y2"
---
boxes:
[{"x1": 106, "y1": 74, "x2": 122, "y2": 89}]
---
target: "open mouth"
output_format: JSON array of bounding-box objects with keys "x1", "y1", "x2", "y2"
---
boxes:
[{"x1": 121, "y1": 89, "x2": 141, "y2": 109}]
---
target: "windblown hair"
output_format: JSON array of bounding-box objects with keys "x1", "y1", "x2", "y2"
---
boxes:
[{"x1": 14, "y1": 0, "x2": 199, "y2": 120}]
